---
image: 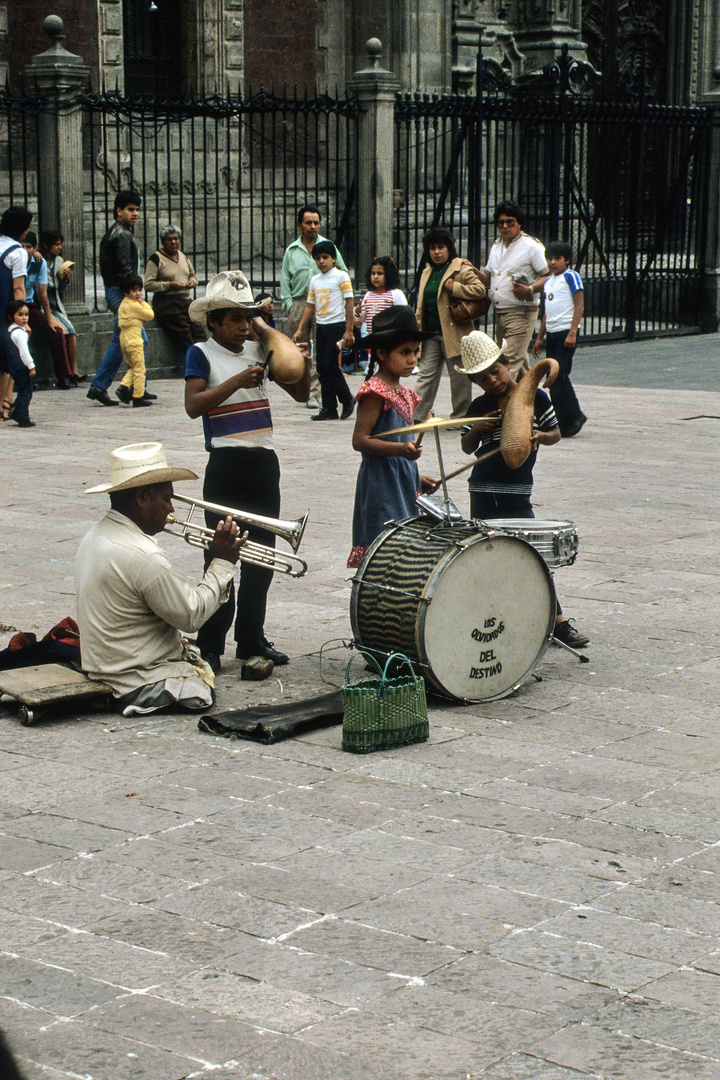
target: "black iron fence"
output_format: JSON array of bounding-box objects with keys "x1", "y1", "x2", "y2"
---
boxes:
[
  {"x1": 0, "y1": 85, "x2": 361, "y2": 311},
  {"x1": 394, "y1": 49, "x2": 714, "y2": 339},
  {"x1": 0, "y1": 52, "x2": 715, "y2": 340}
]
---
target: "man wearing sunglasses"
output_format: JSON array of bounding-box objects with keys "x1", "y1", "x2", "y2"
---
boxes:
[{"x1": 477, "y1": 202, "x2": 549, "y2": 379}]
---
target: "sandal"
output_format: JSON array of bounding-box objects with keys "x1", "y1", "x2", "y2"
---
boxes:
[{"x1": 1, "y1": 399, "x2": 13, "y2": 421}]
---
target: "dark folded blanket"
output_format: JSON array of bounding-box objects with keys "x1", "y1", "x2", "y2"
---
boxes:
[{"x1": 198, "y1": 689, "x2": 344, "y2": 744}]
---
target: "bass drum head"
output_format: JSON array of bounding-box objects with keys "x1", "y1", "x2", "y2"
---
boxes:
[{"x1": 419, "y1": 532, "x2": 556, "y2": 701}]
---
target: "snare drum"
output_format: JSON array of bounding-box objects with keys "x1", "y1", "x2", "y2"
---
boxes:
[
  {"x1": 350, "y1": 519, "x2": 557, "y2": 702},
  {"x1": 484, "y1": 519, "x2": 578, "y2": 567}
]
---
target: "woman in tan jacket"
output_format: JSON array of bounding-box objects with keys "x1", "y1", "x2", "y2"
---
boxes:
[{"x1": 414, "y1": 227, "x2": 488, "y2": 421}]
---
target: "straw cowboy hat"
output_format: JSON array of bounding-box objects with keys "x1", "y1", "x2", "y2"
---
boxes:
[
  {"x1": 188, "y1": 270, "x2": 262, "y2": 324},
  {"x1": 363, "y1": 305, "x2": 434, "y2": 348},
  {"x1": 85, "y1": 442, "x2": 198, "y2": 494},
  {"x1": 455, "y1": 330, "x2": 506, "y2": 376}
]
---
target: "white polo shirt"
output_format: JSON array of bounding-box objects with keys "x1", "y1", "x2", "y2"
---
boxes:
[{"x1": 485, "y1": 233, "x2": 548, "y2": 310}]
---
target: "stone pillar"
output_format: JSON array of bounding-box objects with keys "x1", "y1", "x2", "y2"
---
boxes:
[
  {"x1": 347, "y1": 39, "x2": 400, "y2": 280},
  {"x1": 26, "y1": 15, "x2": 90, "y2": 311},
  {"x1": 693, "y1": 0, "x2": 720, "y2": 326}
]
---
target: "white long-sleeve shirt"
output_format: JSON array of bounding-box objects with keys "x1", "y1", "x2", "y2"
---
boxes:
[
  {"x1": 8, "y1": 324, "x2": 34, "y2": 370},
  {"x1": 75, "y1": 510, "x2": 234, "y2": 697}
]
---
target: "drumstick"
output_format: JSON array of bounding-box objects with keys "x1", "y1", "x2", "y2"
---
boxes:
[{"x1": 443, "y1": 447, "x2": 502, "y2": 482}]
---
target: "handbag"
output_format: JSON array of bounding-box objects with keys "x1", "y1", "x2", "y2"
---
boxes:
[
  {"x1": 342, "y1": 652, "x2": 429, "y2": 753},
  {"x1": 449, "y1": 294, "x2": 491, "y2": 324}
]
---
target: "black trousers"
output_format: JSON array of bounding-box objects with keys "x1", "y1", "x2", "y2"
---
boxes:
[
  {"x1": 546, "y1": 330, "x2": 583, "y2": 434},
  {"x1": 196, "y1": 446, "x2": 281, "y2": 657},
  {"x1": 316, "y1": 321, "x2": 353, "y2": 414}
]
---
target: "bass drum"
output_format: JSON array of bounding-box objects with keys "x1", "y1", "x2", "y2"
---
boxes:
[{"x1": 350, "y1": 519, "x2": 557, "y2": 703}]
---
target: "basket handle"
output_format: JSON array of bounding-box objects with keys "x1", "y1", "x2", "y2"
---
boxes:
[
  {"x1": 378, "y1": 653, "x2": 418, "y2": 697},
  {"x1": 345, "y1": 650, "x2": 384, "y2": 684}
]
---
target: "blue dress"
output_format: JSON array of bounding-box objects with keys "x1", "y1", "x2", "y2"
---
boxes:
[{"x1": 348, "y1": 377, "x2": 421, "y2": 567}]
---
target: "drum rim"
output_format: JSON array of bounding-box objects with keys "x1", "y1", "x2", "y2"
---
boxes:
[
  {"x1": 350, "y1": 520, "x2": 557, "y2": 703},
  {"x1": 482, "y1": 517, "x2": 577, "y2": 532}
]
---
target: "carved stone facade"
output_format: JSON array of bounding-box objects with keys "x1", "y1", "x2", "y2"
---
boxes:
[
  {"x1": 1, "y1": 0, "x2": 719, "y2": 107},
  {"x1": 97, "y1": 0, "x2": 122, "y2": 89}
]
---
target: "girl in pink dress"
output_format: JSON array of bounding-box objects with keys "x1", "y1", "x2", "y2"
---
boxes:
[{"x1": 348, "y1": 306, "x2": 438, "y2": 568}]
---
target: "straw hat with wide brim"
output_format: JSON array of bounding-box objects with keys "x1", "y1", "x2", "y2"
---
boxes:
[
  {"x1": 188, "y1": 270, "x2": 263, "y2": 325},
  {"x1": 455, "y1": 330, "x2": 506, "y2": 376},
  {"x1": 363, "y1": 305, "x2": 435, "y2": 348},
  {"x1": 85, "y1": 442, "x2": 198, "y2": 494}
]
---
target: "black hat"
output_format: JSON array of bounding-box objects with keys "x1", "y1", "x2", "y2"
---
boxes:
[{"x1": 363, "y1": 305, "x2": 434, "y2": 347}]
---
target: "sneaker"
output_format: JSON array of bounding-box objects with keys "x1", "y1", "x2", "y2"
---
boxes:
[
  {"x1": 310, "y1": 408, "x2": 339, "y2": 421},
  {"x1": 340, "y1": 400, "x2": 355, "y2": 420},
  {"x1": 132, "y1": 397, "x2": 152, "y2": 407},
  {"x1": 87, "y1": 386, "x2": 118, "y2": 406},
  {"x1": 554, "y1": 619, "x2": 590, "y2": 648},
  {"x1": 236, "y1": 638, "x2": 288, "y2": 666},
  {"x1": 306, "y1": 396, "x2": 320, "y2": 410},
  {"x1": 116, "y1": 384, "x2": 132, "y2": 404}
]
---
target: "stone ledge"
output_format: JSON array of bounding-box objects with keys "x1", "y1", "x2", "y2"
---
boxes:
[{"x1": 30, "y1": 312, "x2": 190, "y2": 388}]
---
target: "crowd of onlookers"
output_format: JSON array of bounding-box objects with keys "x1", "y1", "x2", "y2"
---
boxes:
[{"x1": 0, "y1": 195, "x2": 585, "y2": 447}]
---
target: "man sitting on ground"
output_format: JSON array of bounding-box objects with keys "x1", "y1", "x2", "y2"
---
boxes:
[{"x1": 76, "y1": 442, "x2": 244, "y2": 715}]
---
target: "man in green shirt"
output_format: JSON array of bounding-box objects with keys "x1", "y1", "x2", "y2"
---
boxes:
[{"x1": 280, "y1": 204, "x2": 348, "y2": 409}]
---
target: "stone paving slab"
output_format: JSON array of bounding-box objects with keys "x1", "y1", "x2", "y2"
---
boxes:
[{"x1": 2, "y1": 360, "x2": 720, "y2": 1078}]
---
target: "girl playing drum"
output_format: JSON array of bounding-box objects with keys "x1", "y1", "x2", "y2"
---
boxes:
[{"x1": 347, "y1": 306, "x2": 438, "y2": 568}]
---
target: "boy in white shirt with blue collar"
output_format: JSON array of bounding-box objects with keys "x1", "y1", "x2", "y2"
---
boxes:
[
  {"x1": 533, "y1": 240, "x2": 586, "y2": 438},
  {"x1": 293, "y1": 240, "x2": 355, "y2": 421}
]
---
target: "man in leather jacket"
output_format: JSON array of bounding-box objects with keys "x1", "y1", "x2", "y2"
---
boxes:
[{"x1": 87, "y1": 190, "x2": 152, "y2": 406}]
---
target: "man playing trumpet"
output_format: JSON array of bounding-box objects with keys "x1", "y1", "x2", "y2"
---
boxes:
[
  {"x1": 77, "y1": 442, "x2": 245, "y2": 714},
  {"x1": 184, "y1": 271, "x2": 310, "y2": 674}
]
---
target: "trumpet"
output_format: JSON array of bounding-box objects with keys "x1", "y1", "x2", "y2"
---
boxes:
[{"x1": 164, "y1": 494, "x2": 309, "y2": 578}]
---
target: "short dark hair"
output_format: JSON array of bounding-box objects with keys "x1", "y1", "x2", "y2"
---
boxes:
[
  {"x1": 114, "y1": 190, "x2": 142, "y2": 216},
  {"x1": 5, "y1": 299, "x2": 28, "y2": 323},
  {"x1": 0, "y1": 205, "x2": 33, "y2": 240},
  {"x1": 494, "y1": 201, "x2": 525, "y2": 228},
  {"x1": 23, "y1": 231, "x2": 37, "y2": 248},
  {"x1": 297, "y1": 204, "x2": 321, "y2": 224},
  {"x1": 367, "y1": 255, "x2": 401, "y2": 291},
  {"x1": 422, "y1": 227, "x2": 458, "y2": 262},
  {"x1": 40, "y1": 230, "x2": 63, "y2": 250},
  {"x1": 120, "y1": 274, "x2": 143, "y2": 294},
  {"x1": 546, "y1": 240, "x2": 573, "y2": 263},
  {"x1": 207, "y1": 306, "x2": 247, "y2": 330},
  {"x1": 313, "y1": 240, "x2": 336, "y2": 261}
]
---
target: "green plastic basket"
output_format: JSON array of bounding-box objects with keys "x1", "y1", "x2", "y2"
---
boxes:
[{"x1": 342, "y1": 651, "x2": 429, "y2": 753}]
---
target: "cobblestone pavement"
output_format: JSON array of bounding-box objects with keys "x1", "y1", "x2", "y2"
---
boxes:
[{"x1": 1, "y1": 343, "x2": 720, "y2": 1079}]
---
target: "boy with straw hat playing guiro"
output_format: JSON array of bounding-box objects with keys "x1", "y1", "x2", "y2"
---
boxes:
[{"x1": 457, "y1": 331, "x2": 589, "y2": 649}]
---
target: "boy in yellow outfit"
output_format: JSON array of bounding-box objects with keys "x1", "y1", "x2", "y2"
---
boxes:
[{"x1": 116, "y1": 275, "x2": 155, "y2": 407}]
